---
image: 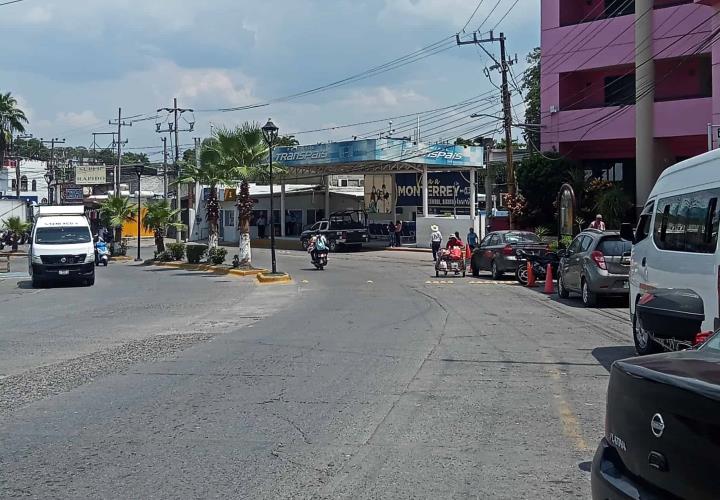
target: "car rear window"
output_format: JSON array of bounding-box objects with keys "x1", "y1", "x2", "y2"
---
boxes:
[
  {"x1": 597, "y1": 237, "x2": 632, "y2": 256},
  {"x1": 504, "y1": 232, "x2": 540, "y2": 244}
]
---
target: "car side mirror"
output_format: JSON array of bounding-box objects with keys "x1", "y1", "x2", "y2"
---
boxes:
[
  {"x1": 557, "y1": 249, "x2": 566, "y2": 258},
  {"x1": 620, "y1": 223, "x2": 635, "y2": 243}
]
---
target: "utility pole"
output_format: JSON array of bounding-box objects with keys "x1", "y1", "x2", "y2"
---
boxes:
[
  {"x1": 13, "y1": 133, "x2": 33, "y2": 198},
  {"x1": 41, "y1": 138, "x2": 65, "y2": 205},
  {"x1": 108, "y1": 108, "x2": 132, "y2": 197},
  {"x1": 457, "y1": 31, "x2": 517, "y2": 228},
  {"x1": 162, "y1": 136, "x2": 168, "y2": 199},
  {"x1": 90, "y1": 132, "x2": 118, "y2": 164},
  {"x1": 157, "y1": 98, "x2": 194, "y2": 242}
]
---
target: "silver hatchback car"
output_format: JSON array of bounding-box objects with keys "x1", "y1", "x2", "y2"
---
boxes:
[{"x1": 557, "y1": 229, "x2": 631, "y2": 307}]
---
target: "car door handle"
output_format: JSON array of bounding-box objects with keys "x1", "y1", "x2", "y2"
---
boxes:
[{"x1": 641, "y1": 257, "x2": 647, "y2": 267}]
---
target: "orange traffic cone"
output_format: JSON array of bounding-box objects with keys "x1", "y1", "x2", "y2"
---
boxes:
[
  {"x1": 544, "y1": 263, "x2": 555, "y2": 294},
  {"x1": 465, "y1": 245, "x2": 471, "y2": 260},
  {"x1": 526, "y1": 261, "x2": 536, "y2": 287}
]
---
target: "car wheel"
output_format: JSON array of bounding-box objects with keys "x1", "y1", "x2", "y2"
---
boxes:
[
  {"x1": 328, "y1": 240, "x2": 338, "y2": 252},
  {"x1": 301, "y1": 239, "x2": 309, "y2": 250},
  {"x1": 557, "y1": 273, "x2": 570, "y2": 299},
  {"x1": 471, "y1": 259, "x2": 480, "y2": 278},
  {"x1": 515, "y1": 265, "x2": 528, "y2": 285},
  {"x1": 491, "y1": 260, "x2": 502, "y2": 280},
  {"x1": 633, "y1": 314, "x2": 661, "y2": 355},
  {"x1": 581, "y1": 279, "x2": 597, "y2": 307}
]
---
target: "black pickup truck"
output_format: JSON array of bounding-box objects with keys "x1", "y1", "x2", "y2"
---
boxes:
[{"x1": 300, "y1": 210, "x2": 369, "y2": 251}]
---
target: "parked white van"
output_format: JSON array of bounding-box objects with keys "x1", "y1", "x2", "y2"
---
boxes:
[
  {"x1": 624, "y1": 149, "x2": 720, "y2": 355},
  {"x1": 28, "y1": 206, "x2": 95, "y2": 288}
]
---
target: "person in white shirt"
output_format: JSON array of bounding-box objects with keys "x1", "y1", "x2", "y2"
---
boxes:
[
  {"x1": 589, "y1": 214, "x2": 606, "y2": 231},
  {"x1": 430, "y1": 225, "x2": 443, "y2": 261}
]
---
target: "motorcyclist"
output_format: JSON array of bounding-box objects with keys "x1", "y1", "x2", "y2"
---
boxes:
[{"x1": 308, "y1": 231, "x2": 329, "y2": 263}]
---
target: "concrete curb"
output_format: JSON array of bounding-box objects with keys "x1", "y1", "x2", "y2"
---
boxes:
[
  {"x1": 110, "y1": 256, "x2": 134, "y2": 262},
  {"x1": 385, "y1": 247, "x2": 432, "y2": 253},
  {"x1": 150, "y1": 261, "x2": 267, "y2": 278},
  {"x1": 1, "y1": 252, "x2": 28, "y2": 258},
  {"x1": 256, "y1": 272, "x2": 292, "y2": 284}
]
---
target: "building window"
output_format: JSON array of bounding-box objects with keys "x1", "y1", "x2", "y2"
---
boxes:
[
  {"x1": 604, "y1": 75, "x2": 635, "y2": 106},
  {"x1": 337, "y1": 178, "x2": 348, "y2": 187},
  {"x1": 31, "y1": 180, "x2": 37, "y2": 192},
  {"x1": 348, "y1": 179, "x2": 360, "y2": 187},
  {"x1": 223, "y1": 209, "x2": 235, "y2": 227},
  {"x1": 307, "y1": 209, "x2": 325, "y2": 226},
  {"x1": 20, "y1": 176, "x2": 28, "y2": 191},
  {"x1": 604, "y1": 0, "x2": 634, "y2": 17}
]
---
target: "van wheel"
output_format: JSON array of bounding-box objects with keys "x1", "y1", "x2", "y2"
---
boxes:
[
  {"x1": 581, "y1": 279, "x2": 597, "y2": 307},
  {"x1": 85, "y1": 276, "x2": 95, "y2": 286},
  {"x1": 633, "y1": 314, "x2": 661, "y2": 355}
]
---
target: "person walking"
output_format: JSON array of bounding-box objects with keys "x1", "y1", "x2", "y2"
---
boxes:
[
  {"x1": 589, "y1": 214, "x2": 606, "y2": 231},
  {"x1": 467, "y1": 227, "x2": 478, "y2": 251},
  {"x1": 430, "y1": 225, "x2": 442, "y2": 261},
  {"x1": 395, "y1": 220, "x2": 403, "y2": 247}
]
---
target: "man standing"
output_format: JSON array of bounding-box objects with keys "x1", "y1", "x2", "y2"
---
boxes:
[
  {"x1": 257, "y1": 213, "x2": 267, "y2": 239},
  {"x1": 589, "y1": 214, "x2": 606, "y2": 231},
  {"x1": 395, "y1": 220, "x2": 403, "y2": 247},
  {"x1": 467, "y1": 227, "x2": 478, "y2": 251},
  {"x1": 430, "y1": 224, "x2": 442, "y2": 261}
]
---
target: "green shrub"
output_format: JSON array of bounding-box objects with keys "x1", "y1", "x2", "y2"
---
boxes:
[
  {"x1": 154, "y1": 250, "x2": 173, "y2": 262},
  {"x1": 207, "y1": 247, "x2": 227, "y2": 265},
  {"x1": 110, "y1": 239, "x2": 128, "y2": 257},
  {"x1": 186, "y1": 244, "x2": 207, "y2": 264},
  {"x1": 166, "y1": 242, "x2": 185, "y2": 261}
]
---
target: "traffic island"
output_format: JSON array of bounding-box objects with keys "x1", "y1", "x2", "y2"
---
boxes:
[
  {"x1": 256, "y1": 271, "x2": 292, "y2": 284},
  {"x1": 147, "y1": 260, "x2": 267, "y2": 279}
]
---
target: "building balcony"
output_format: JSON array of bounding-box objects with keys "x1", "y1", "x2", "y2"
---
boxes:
[{"x1": 542, "y1": 97, "x2": 712, "y2": 144}]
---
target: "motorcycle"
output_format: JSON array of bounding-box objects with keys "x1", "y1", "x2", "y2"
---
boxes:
[
  {"x1": 311, "y1": 250, "x2": 328, "y2": 270},
  {"x1": 515, "y1": 249, "x2": 559, "y2": 285},
  {"x1": 95, "y1": 240, "x2": 110, "y2": 267}
]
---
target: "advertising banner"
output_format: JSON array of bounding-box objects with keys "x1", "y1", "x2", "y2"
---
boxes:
[
  {"x1": 395, "y1": 172, "x2": 471, "y2": 208},
  {"x1": 75, "y1": 165, "x2": 107, "y2": 185},
  {"x1": 272, "y1": 139, "x2": 484, "y2": 169}
]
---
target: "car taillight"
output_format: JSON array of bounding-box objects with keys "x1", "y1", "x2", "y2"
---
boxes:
[
  {"x1": 694, "y1": 331, "x2": 713, "y2": 346},
  {"x1": 591, "y1": 250, "x2": 607, "y2": 270},
  {"x1": 502, "y1": 244, "x2": 514, "y2": 255}
]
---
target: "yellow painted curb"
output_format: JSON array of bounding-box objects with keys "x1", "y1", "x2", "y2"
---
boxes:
[
  {"x1": 256, "y1": 272, "x2": 292, "y2": 284},
  {"x1": 150, "y1": 261, "x2": 267, "y2": 278},
  {"x1": 110, "y1": 256, "x2": 134, "y2": 261}
]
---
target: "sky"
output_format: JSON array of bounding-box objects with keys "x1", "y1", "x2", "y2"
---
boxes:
[{"x1": 2, "y1": 0, "x2": 540, "y2": 163}]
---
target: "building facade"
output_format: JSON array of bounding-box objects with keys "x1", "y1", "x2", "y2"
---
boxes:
[
  {"x1": 541, "y1": 0, "x2": 720, "y2": 209},
  {"x1": 0, "y1": 159, "x2": 49, "y2": 203}
]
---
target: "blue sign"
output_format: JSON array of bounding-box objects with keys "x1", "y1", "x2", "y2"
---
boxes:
[
  {"x1": 272, "y1": 139, "x2": 483, "y2": 168},
  {"x1": 396, "y1": 172, "x2": 472, "y2": 208}
]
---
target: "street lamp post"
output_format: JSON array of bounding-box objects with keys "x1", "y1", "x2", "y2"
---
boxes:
[
  {"x1": 43, "y1": 172, "x2": 53, "y2": 205},
  {"x1": 135, "y1": 165, "x2": 145, "y2": 262},
  {"x1": 261, "y1": 119, "x2": 279, "y2": 275}
]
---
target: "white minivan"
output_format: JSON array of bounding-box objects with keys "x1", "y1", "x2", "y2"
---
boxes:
[
  {"x1": 28, "y1": 206, "x2": 96, "y2": 288},
  {"x1": 624, "y1": 148, "x2": 720, "y2": 354}
]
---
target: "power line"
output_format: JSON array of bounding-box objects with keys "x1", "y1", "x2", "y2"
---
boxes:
[
  {"x1": 461, "y1": 0, "x2": 485, "y2": 33},
  {"x1": 491, "y1": 0, "x2": 520, "y2": 31},
  {"x1": 0, "y1": 0, "x2": 24, "y2": 6}
]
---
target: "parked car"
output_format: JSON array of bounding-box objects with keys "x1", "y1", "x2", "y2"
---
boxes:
[
  {"x1": 591, "y1": 332, "x2": 720, "y2": 499},
  {"x1": 557, "y1": 229, "x2": 631, "y2": 307},
  {"x1": 622, "y1": 149, "x2": 720, "y2": 355},
  {"x1": 300, "y1": 210, "x2": 369, "y2": 252},
  {"x1": 470, "y1": 231, "x2": 546, "y2": 279}
]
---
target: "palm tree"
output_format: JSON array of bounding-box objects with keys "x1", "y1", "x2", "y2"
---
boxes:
[
  {"x1": 0, "y1": 92, "x2": 29, "y2": 168},
  {"x1": 99, "y1": 195, "x2": 137, "y2": 253},
  {"x1": 142, "y1": 199, "x2": 183, "y2": 254},
  {"x1": 2, "y1": 216, "x2": 30, "y2": 251}
]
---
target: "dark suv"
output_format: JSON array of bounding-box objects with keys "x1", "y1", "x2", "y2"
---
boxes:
[{"x1": 557, "y1": 229, "x2": 631, "y2": 307}]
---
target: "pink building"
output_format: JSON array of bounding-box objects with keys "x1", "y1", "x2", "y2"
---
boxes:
[{"x1": 541, "y1": 0, "x2": 720, "y2": 208}]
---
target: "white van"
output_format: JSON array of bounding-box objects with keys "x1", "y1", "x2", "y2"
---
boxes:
[
  {"x1": 625, "y1": 148, "x2": 720, "y2": 354},
  {"x1": 28, "y1": 206, "x2": 95, "y2": 288}
]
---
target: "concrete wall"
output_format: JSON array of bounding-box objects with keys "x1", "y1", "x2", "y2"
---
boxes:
[
  {"x1": 415, "y1": 216, "x2": 481, "y2": 249},
  {"x1": 0, "y1": 200, "x2": 29, "y2": 223}
]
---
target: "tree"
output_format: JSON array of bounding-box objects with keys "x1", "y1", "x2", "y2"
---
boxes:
[
  {"x1": 275, "y1": 135, "x2": 299, "y2": 147},
  {"x1": 0, "y1": 92, "x2": 29, "y2": 168},
  {"x1": 99, "y1": 195, "x2": 137, "y2": 250},
  {"x1": 521, "y1": 47, "x2": 541, "y2": 151},
  {"x1": 1, "y1": 216, "x2": 30, "y2": 251},
  {"x1": 454, "y1": 137, "x2": 483, "y2": 147},
  {"x1": 122, "y1": 152, "x2": 149, "y2": 165},
  {"x1": 142, "y1": 199, "x2": 183, "y2": 254},
  {"x1": 496, "y1": 137, "x2": 525, "y2": 150},
  {"x1": 516, "y1": 152, "x2": 576, "y2": 228}
]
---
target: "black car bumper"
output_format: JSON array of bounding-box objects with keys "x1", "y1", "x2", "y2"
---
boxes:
[
  {"x1": 591, "y1": 438, "x2": 668, "y2": 500},
  {"x1": 32, "y1": 262, "x2": 95, "y2": 280}
]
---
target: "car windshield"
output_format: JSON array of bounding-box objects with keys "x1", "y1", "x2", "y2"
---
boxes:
[
  {"x1": 504, "y1": 232, "x2": 540, "y2": 244},
  {"x1": 35, "y1": 226, "x2": 91, "y2": 245},
  {"x1": 597, "y1": 237, "x2": 632, "y2": 256}
]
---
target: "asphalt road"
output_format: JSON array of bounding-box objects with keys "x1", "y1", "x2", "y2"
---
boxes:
[{"x1": 0, "y1": 247, "x2": 633, "y2": 499}]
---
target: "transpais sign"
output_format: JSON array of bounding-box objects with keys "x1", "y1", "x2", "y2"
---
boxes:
[{"x1": 75, "y1": 165, "x2": 107, "y2": 185}]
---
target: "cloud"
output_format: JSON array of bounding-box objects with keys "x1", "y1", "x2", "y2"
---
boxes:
[
  {"x1": 341, "y1": 86, "x2": 429, "y2": 110},
  {"x1": 23, "y1": 6, "x2": 52, "y2": 24},
  {"x1": 56, "y1": 110, "x2": 100, "y2": 128},
  {"x1": 379, "y1": 0, "x2": 477, "y2": 28},
  {"x1": 178, "y1": 70, "x2": 256, "y2": 108}
]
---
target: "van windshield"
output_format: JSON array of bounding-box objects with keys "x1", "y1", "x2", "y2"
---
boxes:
[{"x1": 35, "y1": 226, "x2": 91, "y2": 245}]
